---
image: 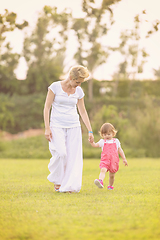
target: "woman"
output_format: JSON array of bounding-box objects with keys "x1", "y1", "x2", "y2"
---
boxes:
[{"x1": 43, "y1": 65, "x2": 94, "y2": 193}]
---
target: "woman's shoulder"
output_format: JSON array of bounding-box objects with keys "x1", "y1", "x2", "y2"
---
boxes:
[
  {"x1": 49, "y1": 81, "x2": 60, "y2": 93},
  {"x1": 76, "y1": 86, "x2": 84, "y2": 92},
  {"x1": 76, "y1": 86, "x2": 85, "y2": 99},
  {"x1": 49, "y1": 81, "x2": 60, "y2": 87}
]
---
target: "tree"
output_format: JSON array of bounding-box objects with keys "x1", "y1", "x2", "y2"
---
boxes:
[
  {"x1": 153, "y1": 67, "x2": 160, "y2": 79},
  {"x1": 113, "y1": 13, "x2": 150, "y2": 80},
  {"x1": 23, "y1": 6, "x2": 71, "y2": 93},
  {"x1": 0, "y1": 94, "x2": 15, "y2": 130},
  {"x1": 0, "y1": 9, "x2": 28, "y2": 94},
  {"x1": 111, "y1": 11, "x2": 160, "y2": 96},
  {"x1": 72, "y1": 0, "x2": 122, "y2": 101}
]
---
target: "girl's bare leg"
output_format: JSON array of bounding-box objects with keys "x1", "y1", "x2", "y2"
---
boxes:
[
  {"x1": 109, "y1": 172, "x2": 115, "y2": 186},
  {"x1": 99, "y1": 168, "x2": 107, "y2": 181}
]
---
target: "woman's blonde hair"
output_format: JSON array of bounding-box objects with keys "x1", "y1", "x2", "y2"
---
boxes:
[
  {"x1": 69, "y1": 65, "x2": 89, "y2": 81},
  {"x1": 99, "y1": 123, "x2": 117, "y2": 138}
]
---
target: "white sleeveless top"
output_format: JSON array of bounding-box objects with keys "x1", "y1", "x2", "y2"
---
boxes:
[{"x1": 49, "y1": 81, "x2": 85, "y2": 128}]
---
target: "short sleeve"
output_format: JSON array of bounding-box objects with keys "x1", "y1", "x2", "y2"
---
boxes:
[
  {"x1": 115, "y1": 138, "x2": 121, "y2": 149},
  {"x1": 48, "y1": 82, "x2": 57, "y2": 94},
  {"x1": 97, "y1": 139, "x2": 104, "y2": 148},
  {"x1": 77, "y1": 86, "x2": 85, "y2": 99}
]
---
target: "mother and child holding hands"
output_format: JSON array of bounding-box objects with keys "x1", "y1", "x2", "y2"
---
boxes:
[{"x1": 43, "y1": 65, "x2": 128, "y2": 193}]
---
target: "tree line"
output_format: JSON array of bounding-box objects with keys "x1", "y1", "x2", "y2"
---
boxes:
[
  {"x1": 1, "y1": 79, "x2": 160, "y2": 158},
  {"x1": 0, "y1": 0, "x2": 160, "y2": 99}
]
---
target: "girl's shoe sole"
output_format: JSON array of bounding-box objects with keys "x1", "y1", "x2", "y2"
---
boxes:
[{"x1": 94, "y1": 179, "x2": 104, "y2": 188}]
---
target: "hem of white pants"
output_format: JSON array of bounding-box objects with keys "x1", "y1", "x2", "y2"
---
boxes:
[{"x1": 59, "y1": 189, "x2": 80, "y2": 193}]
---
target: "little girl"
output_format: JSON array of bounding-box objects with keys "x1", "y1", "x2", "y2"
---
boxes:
[{"x1": 90, "y1": 123, "x2": 128, "y2": 190}]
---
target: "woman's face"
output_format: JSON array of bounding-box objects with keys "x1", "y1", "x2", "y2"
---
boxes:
[{"x1": 70, "y1": 78, "x2": 84, "y2": 88}]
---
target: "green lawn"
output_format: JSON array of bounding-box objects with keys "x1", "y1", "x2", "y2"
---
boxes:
[{"x1": 0, "y1": 158, "x2": 160, "y2": 240}]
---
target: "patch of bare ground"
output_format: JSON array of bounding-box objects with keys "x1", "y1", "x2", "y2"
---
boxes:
[{"x1": 0, "y1": 129, "x2": 44, "y2": 141}]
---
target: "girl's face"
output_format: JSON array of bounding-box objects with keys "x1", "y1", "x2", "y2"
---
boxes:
[{"x1": 102, "y1": 131, "x2": 114, "y2": 140}]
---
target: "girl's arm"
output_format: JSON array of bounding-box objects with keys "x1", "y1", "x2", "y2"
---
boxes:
[
  {"x1": 43, "y1": 89, "x2": 55, "y2": 142},
  {"x1": 77, "y1": 97, "x2": 94, "y2": 143},
  {"x1": 118, "y1": 147, "x2": 128, "y2": 166},
  {"x1": 90, "y1": 142, "x2": 100, "y2": 148}
]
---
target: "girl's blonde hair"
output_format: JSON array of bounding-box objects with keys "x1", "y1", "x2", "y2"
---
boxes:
[
  {"x1": 99, "y1": 123, "x2": 117, "y2": 138},
  {"x1": 69, "y1": 65, "x2": 89, "y2": 81}
]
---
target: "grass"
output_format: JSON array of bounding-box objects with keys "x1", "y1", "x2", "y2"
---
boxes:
[{"x1": 0, "y1": 158, "x2": 160, "y2": 240}]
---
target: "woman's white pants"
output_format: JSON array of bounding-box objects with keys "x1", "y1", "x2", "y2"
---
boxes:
[{"x1": 47, "y1": 127, "x2": 83, "y2": 192}]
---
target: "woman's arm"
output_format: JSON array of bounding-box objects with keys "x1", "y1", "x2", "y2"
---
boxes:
[
  {"x1": 43, "y1": 89, "x2": 55, "y2": 142},
  {"x1": 77, "y1": 97, "x2": 94, "y2": 143}
]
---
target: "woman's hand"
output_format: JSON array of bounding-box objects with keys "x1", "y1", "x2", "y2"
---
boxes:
[
  {"x1": 88, "y1": 132, "x2": 94, "y2": 143},
  {"x1": 45, "y1": 128, "x2": 52, "y2": 142}
]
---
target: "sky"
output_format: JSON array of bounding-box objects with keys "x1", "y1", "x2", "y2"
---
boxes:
[{"x1": 0, "y1": 0, "x2": 160, "y2": 80}]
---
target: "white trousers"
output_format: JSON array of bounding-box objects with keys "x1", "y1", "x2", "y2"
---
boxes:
[{"x1": 47, "y1": 127, "x2": 83, "y2": 192}]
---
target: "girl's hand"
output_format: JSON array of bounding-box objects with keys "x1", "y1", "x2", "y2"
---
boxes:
[
  {"x1": 88, "y1": 133, "x2": 94, "y2": 143},
  {"x1": 45, "y1": 128, "x2": 52, "y2": 142},
  {"x1": 123, "y1": 159, "x2": 128, "y2": 166}
]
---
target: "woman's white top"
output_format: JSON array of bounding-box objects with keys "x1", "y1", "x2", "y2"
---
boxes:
[
  {"x1": 97, "y1": 138, "x2": 121, "y2": 150},
  {"x1": 49, "y1": 81, "x2": 85, "y2": 128}
]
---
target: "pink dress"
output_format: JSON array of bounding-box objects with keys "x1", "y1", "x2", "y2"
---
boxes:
[{"x1": 99, "y1": 139, "x2": 119, "y2": 173}]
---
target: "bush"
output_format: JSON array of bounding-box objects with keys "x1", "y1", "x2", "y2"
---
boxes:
[
  {"x1": 125, "y1": 97, "x2": 160, "y2": 157},
  {"x1": 0, "y1": 94, "x2": 15, "y2": 130},
  {"x1": 0, "y1": 135, "x2": 50, "y2": 159},
  {"x1": 0, "y1": 93, "x2": 45, "y2": 133},
  {"x1": 92, "y1": 104, "x2": 129, "y2": 142},
  {"x1": 101, "y1": 80, "x2": 160, "y2": 98}
]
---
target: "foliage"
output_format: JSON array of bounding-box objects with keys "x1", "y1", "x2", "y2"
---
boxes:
[
  {"x1": 0, "y1": 159, "x2": 160, "y2": 240},
  {"x1": 0, "y1": 9, "x2": 28, "y2": 95},
  {"x1": 99, "y1": 79, "x2": 160, "y2": 98},
  {"x1": 23, "y1": 6, "x2": 71, "y2": 93},
  {"x1": 92, "y1": 104, "x2": 128, "y2": 140},
  {"x1": 0, "y1": 93, "x2": 45, "y2": 133},
  {"x1": 1, "y1": 80, "x2": 160, "y2": 157},
  {"x1": 0, "y1": 135, "x2": 50, "y2": 159},
  {"x1": 153, "y1": 67, "x2": 160, "y2": 79},
  {"x1": 72, "y1": 0, "x2": 121, "y2": 100},
  {"x1": 112, "y1": 12, "x2": 149, "y2": 80},
  {"x1": 112, "y1": 11, "x2": 160, "y2": 81},
  {"x1": 127, "y1": 97, "x2": 160, "y2": 157},
  {"x1": 111, "y1": 11, "x2": 160, "y2": 97},
  {"x1": 0, "y1": 94, "x2": 15, "y2": 130}
]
